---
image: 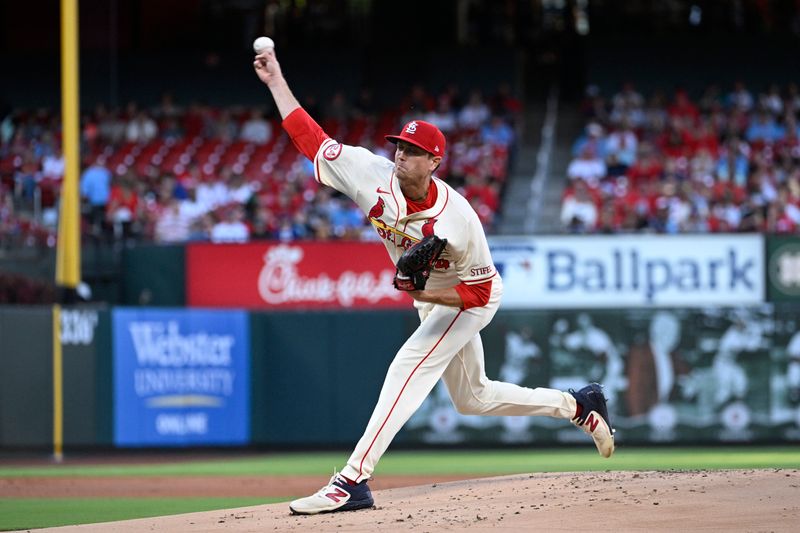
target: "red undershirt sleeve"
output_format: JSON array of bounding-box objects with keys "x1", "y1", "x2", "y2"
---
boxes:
[
  {"x1": 282, "y1": 107, "x2": 331, "y2": 161},
  {"x1": 454, "y1": 279, "x2": 493, "y2": 310}
]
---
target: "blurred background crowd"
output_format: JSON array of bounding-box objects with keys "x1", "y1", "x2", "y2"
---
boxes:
[
  {"x1": 1, "y1": 0, "x2": 800, "y2": 302},
  {"x1": 0, "y1": 84, "x2": 519, "y2": 248},
  {"x1": 561, "y1": 80, "x2": 800, "y2": 234}
]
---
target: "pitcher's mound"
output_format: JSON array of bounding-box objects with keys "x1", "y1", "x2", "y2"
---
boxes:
[{"x1": 40, "y1": 469, "x2": 799, "y2": 532}]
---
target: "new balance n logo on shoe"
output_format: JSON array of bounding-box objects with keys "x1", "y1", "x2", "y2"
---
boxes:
[
  {"x1": 569, "y1": 383, "x2": 615, "y2": 458},
  {"x1": 325, "y1": 487, "x2": 348, "y2": 503},
  {"x1": 585, "y1": 413, "x2": 599, "y2": 433}
]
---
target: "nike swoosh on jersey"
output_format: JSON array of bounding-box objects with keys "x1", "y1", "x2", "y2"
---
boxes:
[{"x1": 376, "y1": 187, "x2": 391, "y2": 194}]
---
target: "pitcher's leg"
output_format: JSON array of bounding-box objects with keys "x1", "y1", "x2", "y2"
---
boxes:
[
  {"x1": 442, "y1": 333, "x2": 576, "y2": 419},
  {"x1": 341, "y1": 305, "x2": 482, "y2": 483},
  {"x1": 442, "y1": 333, "x2": 614, "y2": 457}
]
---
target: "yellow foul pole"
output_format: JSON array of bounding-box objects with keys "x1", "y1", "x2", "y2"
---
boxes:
[
  {"x1": 53, "y1": 305, "x2": 64, "y2": 462},
  {"x1": 54, "y1": 0, "x2": 80, "y2": 462},
  {"x1": 57, "y1": 0, "x2": 80, "y2": 291}
]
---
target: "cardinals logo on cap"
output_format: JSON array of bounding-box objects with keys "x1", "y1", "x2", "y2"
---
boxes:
[{"x1": 385, "y1": 120, "x2": 446, "y2": 158}]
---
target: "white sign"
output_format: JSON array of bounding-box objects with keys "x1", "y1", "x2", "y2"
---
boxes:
[
  {"x1": 61, "y1": 309, "x2": 99, "y2": 345},
  {"x1": 489, "y1": 235, "x2": 765, "y2": 308}
]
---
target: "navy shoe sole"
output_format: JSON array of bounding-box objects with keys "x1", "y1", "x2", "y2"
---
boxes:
[
  {"x1": 289, "y1": 493, "x2": 374, "y2": 515},
  {"x1": 337, "y1": 495, "x2": 375, "y2": 512}
]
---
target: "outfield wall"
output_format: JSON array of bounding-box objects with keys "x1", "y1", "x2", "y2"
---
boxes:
[
  {"x1": 1, "y1": 304, "x2": 798, "y2": 449},
  {"x1": 1, "y1": 233, "x2": 798, "y2": 448},
  {"x1": 0, "y1": 307, "x2": 112, "y2": 448}
]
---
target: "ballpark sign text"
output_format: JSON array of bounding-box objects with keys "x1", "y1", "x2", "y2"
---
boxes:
[{"x1": 490, "y1": 235, "x2": 765, "y2": 308}]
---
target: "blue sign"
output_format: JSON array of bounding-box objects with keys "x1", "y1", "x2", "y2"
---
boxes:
[{"x1": 113, "y1": 308, "x2": 250, "y2": 446}]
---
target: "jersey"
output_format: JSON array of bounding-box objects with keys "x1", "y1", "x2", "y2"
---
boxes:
[{"x1": 313, "y1": 138, "x2": 499, "y2": 292}]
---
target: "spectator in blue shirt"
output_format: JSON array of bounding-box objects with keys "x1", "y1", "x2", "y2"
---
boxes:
[
  {"x1": 572, "y1": 122, "x2": 607, "y2": 159},
  {"x1": 715, "y1": 138, "x2": 750, "y2": 186},
  {"x1": 80, "y1": 158, "x2": 112, "y2": 238},
  {"x1": 480, "y1": 116, "x2": 515, "y2": 148},
  {"x1": 746, "y1": 111, "x2": 785, "y2": 143}
]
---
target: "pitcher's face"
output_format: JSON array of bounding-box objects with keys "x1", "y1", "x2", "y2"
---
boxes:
[{"x1": 394, "y1": 140, "x2": 440, "y2": 181}]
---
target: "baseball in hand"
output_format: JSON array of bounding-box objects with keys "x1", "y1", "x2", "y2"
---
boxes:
[{"x1": 253, "y1": 36, "x2": 275, "y2": 54}]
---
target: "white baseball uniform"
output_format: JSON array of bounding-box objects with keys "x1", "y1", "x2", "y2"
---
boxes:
[{"x1": 313, "y1": 138, "x2": 577, "y2": 483}]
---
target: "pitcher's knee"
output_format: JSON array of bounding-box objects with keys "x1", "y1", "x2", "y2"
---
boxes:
[
  {"x1": 453, "y1": 401, "x2": 483, "y2": 415},
  {"x1": 385, "y1": 356, "x2": 422, "y2": 382},
  {"x1": 452, "y1": 390, "x2": 492, "y2": 415}
]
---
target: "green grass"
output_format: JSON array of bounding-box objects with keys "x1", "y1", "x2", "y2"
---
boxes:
[
  {"x1": 0, "y1": 498, "x2": 280, "y2": 531},
  {"x1": 1, "y1": 447, "x2": 799, "y2": 478},
  {"x1": 1, "y1": 447, "x2": 798, "y2": 531}
]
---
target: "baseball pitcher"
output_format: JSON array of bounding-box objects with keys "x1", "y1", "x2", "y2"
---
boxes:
[{"x1": 253, "y1": 46, "x2": 615, "y2": 516}]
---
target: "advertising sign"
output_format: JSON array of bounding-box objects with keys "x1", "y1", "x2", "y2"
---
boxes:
[
  {"x1": 489, "y1": 235, "x2": 764, "y2": 308},
  {"x1": 766, "y1": 236, "x2": 800, "y2": 302},
  {"x1": 113, "y1": 308, "x2": 250, "y2": 446},
  {"x1": 186, "y1": 242, "x2": 409, "y2": 309},
  {"x1": 403, "y1": 305, "x2": 800, "y2": 445}
]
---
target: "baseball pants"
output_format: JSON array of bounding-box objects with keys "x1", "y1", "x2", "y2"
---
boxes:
[{"x1": 341, "y1": 278, "x2": 577, "y2": 483}]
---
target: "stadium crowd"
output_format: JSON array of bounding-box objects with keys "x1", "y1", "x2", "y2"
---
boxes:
[
  {"x1": 561, "y1": 81, "x2": 800, "y2": 234},
  {"x1": 0, "y1": 84, "x2": 519, "y2": 249}
]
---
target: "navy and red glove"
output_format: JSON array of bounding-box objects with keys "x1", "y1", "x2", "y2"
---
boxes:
[{"x1": 393, "y1": 235, "x2": 447, "y2": 291}]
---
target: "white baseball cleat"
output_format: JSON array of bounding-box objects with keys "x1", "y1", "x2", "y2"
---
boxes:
[
  {"x1": 289, "y1": 471, "x2": 374, "y2": 515},
  {"x1": 570, "y1": 383, "x2": 616, "y2": 458}
]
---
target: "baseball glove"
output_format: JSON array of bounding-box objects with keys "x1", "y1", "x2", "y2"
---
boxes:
[{"x1": 393, "y1": 235, "x2": 448, "y2": 291}]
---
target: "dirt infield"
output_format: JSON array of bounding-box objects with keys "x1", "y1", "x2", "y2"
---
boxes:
[{"x1": 31, "y1": 469, "x2": 800, "y2": 532}]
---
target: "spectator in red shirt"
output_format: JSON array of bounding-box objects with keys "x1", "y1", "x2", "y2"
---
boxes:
[
  {"x1": 463, "y1": 173, "x2": 499, "y2": 213},
  {"x1": 667, "y1": 89, "x2": 700, "y2": 128},
  {"x1": 657, "y1": 116, "x2": 693, "y2": 159},
  {"x1": 106, "y1": 174, "x2": 142, "y2": 240},
  {"x1": 690, "y1": 118, "x2": 720, "y2": 156},
  {"x1": 768, "y1": 199, "x2": 798, "y2": 233},
  {"x1": 596, "y1": 202, "x2": 623, "y2": 234},
  {"x1": 627, "y1": 142, "x2": 664, "y2": 185}
]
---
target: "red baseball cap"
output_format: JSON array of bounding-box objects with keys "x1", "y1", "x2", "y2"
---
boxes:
[{"x1": 385, "y1": 120, "x2": 446, "y2": 158}]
